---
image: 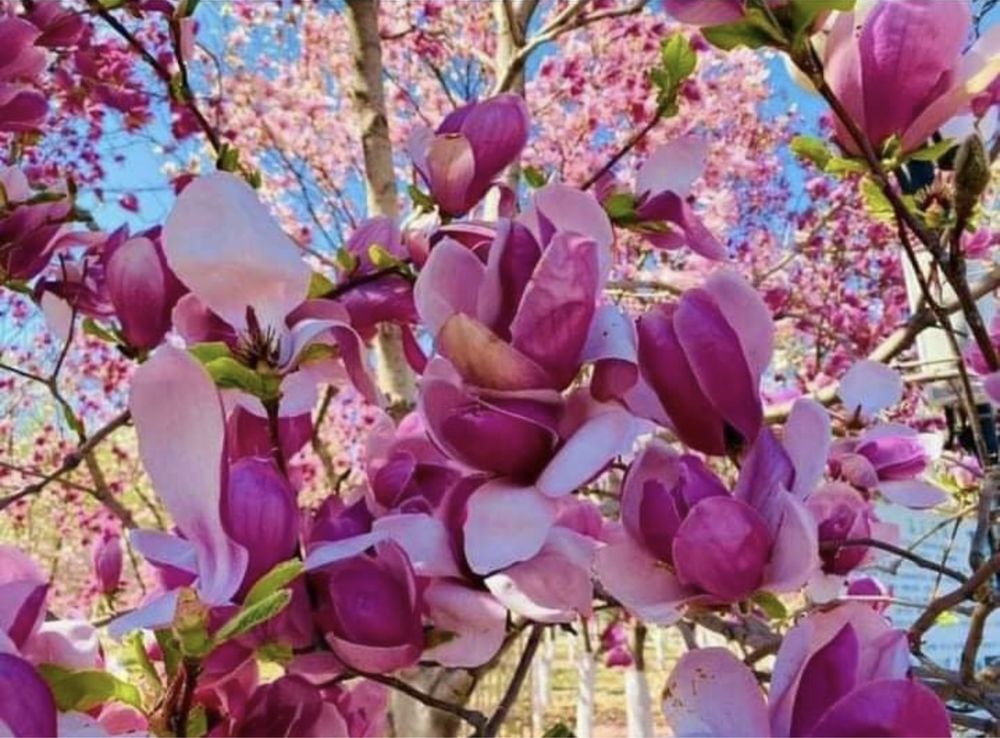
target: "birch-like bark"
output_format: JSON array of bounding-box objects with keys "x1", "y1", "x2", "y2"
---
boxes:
[
  {"x1": 575, "y1": 625, "x2": 596, "y2": 738},
  {"x1": 345, "y1": 0, "x2": 415, "y2": 405}
]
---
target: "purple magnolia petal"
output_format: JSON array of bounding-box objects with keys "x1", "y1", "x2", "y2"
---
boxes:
[
  {"x1": 508, "y1": 232, "x2": 600, "y2": 388},
  {"x1": 485, "y1": 528, "x2": 596, "y2": 623},
  {"x1": 0, "y1": 18, "x2": 47, "y2": 80},
  {"x1": 783, "y1": 398, "x2": 832, "y2": 498},
  {"x1": 636, "y1": 136, "x2": 709, "y2": 199},
  {"x1": 985, "y1": 370, "x2": 1000, "y2": 404},
  {"x1": 536, "y1": 403, "x2": 639, "y2": 497},
  {"x1": 638, "y1": 192, "x2": 726, "y2": 260},
  {"x1": 662, "y1": 648, "x2": 769, "y2": 738},
  {"x1": 107, "y1": 590, "x2": 182, "y2": 640},
  {"x1": 420, "y1": 372, "x2": 556, "y2": 478},
  {"x1": 0, "y1": 653, "x2": 57, "y2": 738},
  {"x1": 790, "y1": 624, "x2": 860, "y2": 737},
  {"x1": 703, "y1": 269, "x2": 774, "y2": 379},
  {"x1": 314, "y1": 541, "x2": 423, "y2": 674},
  {"x1": 809, "y1": 679, "x2": 950, "y2": 737},
  {"x1": 438, "y1": 313, "x2": 553, "y2": 391},
  {"x1": 460, "y1": 94, "x2": 530, "y2": 182},
  {"x1": 0, "y1": 84, "x2": 47, "y2": 133},
  {"x1": 825, "y1": 10, "x2": 868, "y2": 155},
  {"x1": 673, "y1": 496, "x2": 771, "y2": 602},
  {"x1": 22, "y1": 620, "x2": 100, "y2": 671},
  {"x1": 859, "y1": 0, "x2": 970, "y2": 149},
  {"x1": 619, "y1": 440, "x2": 682, "y2": 544},
  {"x1": 593, "y1": 536, "x2": 688, "y2": 624},
  {"x1": 764, "y1": 495, "x2": 820, "y2": 592},
  {"x1": 130, "y1": 346, "x2": 248, "y2": 604},
  {"x1": 838, "y1": 360, "x2": 903, "y2": 419},
  {"x1": 105, "y1": 235, "x2": 185, "y2": 350},
  {"x1": 371, "y1": 513, "x2": 461, "y2": 578},
  {"x1": 0, "y1": 545, "x2": 46, "y2": 648},
  {"x1": 477, "y1": 219, "x2": 541, "y2": 335},
  {"x1": 463, "y1": 481, "x2": 556, "y2": 574},
  {"x1": 163, "y1": 172, "x2": 311, "y2": 333},
  {"x1": 223, "y1": 457, "x2": 299, "y2": 596},
  {"x1": 637, "y1": 305, "x2": 727, "y2": 454},
  {"x1": 878, "y1": 479, "x2": 948, "y2": 509},
  {"x1": 422, "y1": 581, "x2": 507, "y2": 668},
  {"x1": 129, "y1": 529, "x2": 197, "y2": 575},
  {"x1": 903, "y1": 24, "x2": 1000, "y2": 151},
  {"x1": 305, "y1": 532, "x2": 387, "y2": 571},
  {"x1": 734, "y1": 428, "x2": 795, "y2": 533},
  {"x1": 675, "y1": 288, "x2": 763, "y2": 444},
  {"x1": 426, "y1": 134, "x2": 477, "y2": 216},
  {"x1": 525, "y1": 183, "x2": 614, "y2": 276}
]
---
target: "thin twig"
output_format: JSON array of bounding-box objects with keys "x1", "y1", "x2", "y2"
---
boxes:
[
  {"x1": 478, "y1": 624, "x2": 546, "y2": 737},
  {"x1": 822, "y1": 538, "x2": 967, "y2": 583}
]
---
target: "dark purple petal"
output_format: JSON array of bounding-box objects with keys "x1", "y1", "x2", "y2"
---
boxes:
[
  {"x1": 223, "y1": 457, "x2": 300, "y2": 597},
  {"x1": 808, "y1": 679, "x2": 950, "y2": 737},
  {"x1": 637, "y1": 304, "x2": 728, "y2": 454},
  {"x1": 734, "y1": 428, "x2": 795, "y2": 534},
  {"x1": 0, "y1": 654, "x2": 57, "y2": 738},
  {"x1": 672, "y1": 496, "x2": 771, "y2": 602},
  {"x1": 791, "y1": 624, "x2": 860, "y2": 737},
  {"x1": 675, "y1": 288, "x2": 763, "y2": 447}
]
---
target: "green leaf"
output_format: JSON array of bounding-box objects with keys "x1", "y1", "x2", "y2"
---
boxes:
[
  {"x1": 542, "y1": 723, "x2": 576, "y2": 738},
  {"x1": 335, "y1": 248, "x2": 360, "y2": 274},
  {"x1": 860, "y1": 177, "x2": 894, "y2": 222},
  {"x1": 38, "y1": 665, "x2": 143, "y2": 713},
  {"x1": 660, "y1": 33, "x2": 697, "y2": 83},
  {"x1": 188, "y1": 341, "x2": 232, "y2": 364},
  {"x1": 213, "y1": 589, "x2": 292, "y2": 645},
  {"x1": 522, "y1": 165, "x2": 547, "y2": 189},
  {"x1": 789, "y1": 135, "x2": 831, "y2": 170},
  {"x1": 122, "y1": 632, "x2": 161, "y2": 694},
  {"x1": 651, "y1": 33, "x2": 698, "y2": 115},
  {"x1": 307, "y1": 271, "x2": 336, "y2": 299},
  {"x1": 824, "y1": 156, "x2": 868, "y2": 176},
  {"x1": 256, "y1": 641, "x2": 294, "y2": 665},
  {"x1": 407, "y1": 184, "x2": 436, "y2": 212},
  {"x1": 154, "y1": 629, "x2": 181, "y2": 679},
  {"x1": 186, "y1": 706, "x2": 208, "y2": 738},
  {"x1": 244, "y1": 559, "x2": 304, "y2": 607},
  {"x1": 787, "y1": 0, "x2": 855, "y2": 36},
  {"x1": 172, "y1": 588, "x2": 213, "y2": 659},
  {"x1": 935, "y1": 610, "x2": 960, "y2": 627},
  {"x1": 204, "y1": 357, "x2": 279, "y2": 400},
  {"x1": 3, "y1": 279, "x2": 32, "y2": 295},
  {"x1": 81, "y1": 317, "x2": 119, "y2": 345},
  {"x1": 905, "y1": 138, "x2": 956, "y2": 163},
  {"x1": 368, "y1": 244, "x2": 400, "y2": 270},
  {"x1": 702, "y1": 9, "x2": 785, "y2": 51},
  {"x1": 217, "y1": 143, "x2": 241, "y2": 173},
  {"x1": 604, "y1": 192, "x2": 638, "y2": 222},
  {"x1": 751, "y1": 591, "x2": 788, "y2": 620}
]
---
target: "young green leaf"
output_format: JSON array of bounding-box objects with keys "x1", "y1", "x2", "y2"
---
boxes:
[
  {"x1": 244, "y1": 559, "x2": 304, "y2": 607},
  {"x1": 789, "y1": 135, "x2": 832, "y2": 170},
  {"x1": 751, "y1": 591, "x2": 788, "y2": 620},
  {"x1": 38, "y1": 665, "x2": 143, "y2": 713},
  {"x1": 212, "y1": 589, "x2": 292, "y2": 645}
]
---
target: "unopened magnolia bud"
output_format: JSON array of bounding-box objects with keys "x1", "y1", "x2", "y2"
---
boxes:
[
  {"x1": 954, "y1": 134, "x2": 990, "y2": 221},
  {"x1": 91, "y1": 532, "x2": 122, "y2": 596}
]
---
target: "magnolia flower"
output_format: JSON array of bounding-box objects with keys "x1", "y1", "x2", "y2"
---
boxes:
[
  {"x1": 663, "y1": 603, "x2": 950, "y2": 736},
  {"x1": 831, "y1": 423, "x2": 948, "y2": 509},
  {"x1": 626, "y1": 136, "x2": 725, "y2": 259},
  {"x1": 0, "y1": 167, "x2": 71, "y2": 282},
  {"x1": 807, "y1": 482, "x2": 889, "y2": 576},
  {"x1": 415, "y1": 183, "x2": 618, "y2": 393},
  {"x1": 825, "y1": 0, "x2": 1000, "y2": 154},
  {"x1": 104, "y1": 227, "x2": 187, "y2": 350},
  {"x1": 1, "y1": 546, "x2": 106, "y2": 737},
  {"x1": 91, "y1": 531, "x2": 123, "y2": 596},
  {"x1": 25, "y1": 0, "x2": 86, "y2": 49},
  {"x1": 162, "y1": 171, "x2": 376, "y2": 410},
  {"x1": 595, "y1": 431, "x2": 818, "y2": 623},
  {"x1": 419, "y1": 358, "x2": 642, "y2": 575},
  {"x1": 311, "y1": 541, "x2": 423, "y2": 674},
  {"x1": 0, "y1": 18, "x2": 47, "y2": 132},
  {"x1": 408, "y1": 94, "x2": 530, "y2": 216},
  {"x1": 111, "y1": 346, "x2": 251, "y2": 635},
  {"x1": 636, "y1": 269, "x2": 774, "y2": 455},
  {"x1": 232, "y1": 675, "x2": 384, "y2": 737}
]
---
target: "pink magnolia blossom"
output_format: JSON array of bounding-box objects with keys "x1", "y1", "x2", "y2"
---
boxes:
[
  {"x1": 663, "y1": 603, "x2": 950, "y2": 736},
  {"x1": 825, "y1": 0, "x2": 1000, "y2": 154}
]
